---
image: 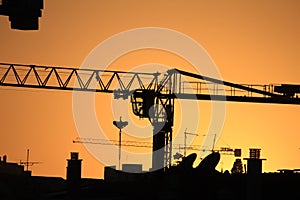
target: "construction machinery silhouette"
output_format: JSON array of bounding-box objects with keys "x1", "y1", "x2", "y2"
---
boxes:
[{"x1": 1, "y1": 62, "x2": 300, "y2": 171}]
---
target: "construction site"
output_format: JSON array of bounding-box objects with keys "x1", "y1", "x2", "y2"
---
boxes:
[
  {"x1": 1, "y1": 1, "x2": 300, "y2": 200},
  {"x1": 0, "y1": 63, "x2": 299, "y2": 199}
]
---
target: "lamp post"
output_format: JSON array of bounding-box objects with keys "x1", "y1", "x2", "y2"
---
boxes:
[{"x1": 113, "y1": 116, "x2": 128, "y2": 170}]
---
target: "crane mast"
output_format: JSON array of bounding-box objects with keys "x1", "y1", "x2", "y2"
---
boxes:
[{"x1": 1, "y1": 63, "x2": 300, "y2": 171}]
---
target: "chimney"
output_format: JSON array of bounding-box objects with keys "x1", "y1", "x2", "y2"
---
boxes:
[
  {"x1": 66, "y1": 152, "x2": 82, "y2": 197},
  {"x1": 243, "y1": 148, "x2": 266, "y2": 200},
  {"x1": 243, "y1": 148, "x2": 266, "y2": 175}
]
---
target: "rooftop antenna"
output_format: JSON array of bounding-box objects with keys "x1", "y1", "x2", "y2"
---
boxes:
[
  {"x1": 113, "y1": 116, "x2": 128, "y2": 170},
  {"x1": 19, "y1": 149, "x2": 41, "y2": 172},
  {"x1": 184, "y1": 128, "x2": 198, "y2": 157}
]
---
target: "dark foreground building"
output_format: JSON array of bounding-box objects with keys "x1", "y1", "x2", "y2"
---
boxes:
[{"x1": 0, "y1": 151, "x2": 299, "y2": 200}]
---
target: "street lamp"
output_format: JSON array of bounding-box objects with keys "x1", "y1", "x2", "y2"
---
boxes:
[{"x1": 113, "y1": 116, "x2": 128, "y2": 170}]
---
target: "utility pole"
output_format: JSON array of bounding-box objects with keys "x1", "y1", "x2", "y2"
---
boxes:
[
  {"x1": 184, "y1": 128, "x2": 198, "y2": 157},
  {"x1": 113, "y1": 117, "x2": 128, "y2": 170}
]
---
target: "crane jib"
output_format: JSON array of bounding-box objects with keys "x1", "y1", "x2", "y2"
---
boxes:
[{"x1": 1, "y1": 62, "x2": 300, "y2": 171}]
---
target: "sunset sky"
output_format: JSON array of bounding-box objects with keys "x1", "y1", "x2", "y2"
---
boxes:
[{"x1": 0, "y1": 0, "x2": 300, "y2": 179}]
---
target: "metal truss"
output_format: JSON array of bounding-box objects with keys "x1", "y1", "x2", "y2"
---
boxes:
[{"x1": 1, "y1": 62, "x2": 300, "y2": 171}]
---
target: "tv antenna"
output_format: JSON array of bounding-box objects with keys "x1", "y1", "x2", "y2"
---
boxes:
[{"x1": 19, "y1": 149, "x2": 41, "y2": 172}]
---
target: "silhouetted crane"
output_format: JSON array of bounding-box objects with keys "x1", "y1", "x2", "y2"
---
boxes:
[{"x1": 1, "y1": 62, "x2": 300, "y2": 171}]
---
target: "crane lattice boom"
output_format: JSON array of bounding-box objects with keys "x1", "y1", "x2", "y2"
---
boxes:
[{"x1": 1, "y1": 62, "x2": 299, "y2": 171}]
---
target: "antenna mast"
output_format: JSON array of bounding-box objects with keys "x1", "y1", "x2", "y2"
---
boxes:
[{"x1": 184, "y1": 128, "x2": 198, "y2": 156}]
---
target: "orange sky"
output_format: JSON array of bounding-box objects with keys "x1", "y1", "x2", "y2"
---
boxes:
[{"x1": 0, "y1": 0, "x2": 300, "y2": 179}]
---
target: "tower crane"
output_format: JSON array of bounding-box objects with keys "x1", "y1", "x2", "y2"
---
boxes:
[{"x1": 1, "y1": 62, "x2": 300, "y2": 172}]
